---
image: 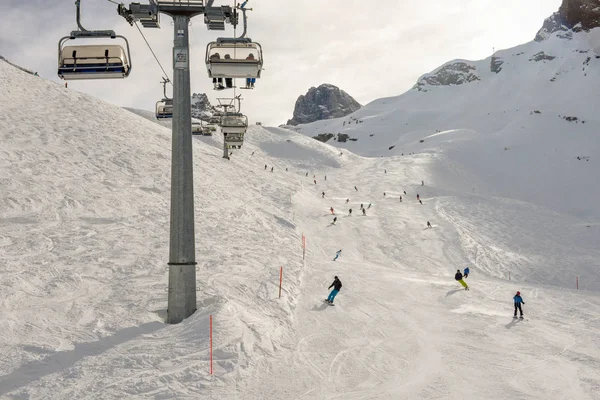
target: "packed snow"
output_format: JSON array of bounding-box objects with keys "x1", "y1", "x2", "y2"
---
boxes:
[{"x1": 1, "y1": 31, "x2": 600, "y2": 400}]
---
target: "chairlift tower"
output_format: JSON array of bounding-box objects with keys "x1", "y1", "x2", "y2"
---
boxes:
[{"x1": 118, "y1": 0, "x2": 238, "y2": 324}]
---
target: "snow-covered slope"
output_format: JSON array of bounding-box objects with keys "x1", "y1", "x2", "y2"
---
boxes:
[
  {"x1": 1, "y1": 53, "x2": 600, "y2": 400},
  {"x1": 289, "y1": 30, "x2": 600, "y2": 222}
]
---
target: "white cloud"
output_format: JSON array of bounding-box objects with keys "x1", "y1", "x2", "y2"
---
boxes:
[{"x1": 1, "y1": 0, "x2": 561, "y2": 125}]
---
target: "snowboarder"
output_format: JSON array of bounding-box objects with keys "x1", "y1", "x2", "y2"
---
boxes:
[
  {"x1": 463, "y1": 267, "x2": 470, "y2": 278},
  {"x1": 330, "y1": 207, "x2": 335, "y2": 215},
  {"x1": 322, "y1": 192, "x2": 325, "y2": 198},
  {"x1": 348, "y1": 208, "x2": 352, "y2": 216},
  {"x1": 332, "y1": 217, "x2": 337, "y2": 225},
  {"x1": 513, "y1": 291, "x2": 525, "y2": 318},
  {"x1": 362, "y1": 208, "x2": 366, "y2": 216},
  {"x1": 354, "y1": 186, "x2": 358, "y2": 191},
  {"x1": 427, "y1": 221, "x2": 432, "y2": 228},
  {"x1": 455, "y1": 270, "x2": 469, "y2": 290},
  {"x1": 333, "y1": 249, "x2": 342, "y2": 261},
  {"x1": 326, "y1": 276, "x2": 342, "y2": 304}
]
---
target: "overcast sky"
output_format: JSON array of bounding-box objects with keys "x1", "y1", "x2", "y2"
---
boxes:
[{"x1": 1, "y1": 0, "x2": 561, "y2": 125}]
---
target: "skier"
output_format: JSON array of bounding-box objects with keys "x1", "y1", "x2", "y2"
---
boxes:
[
  {"x1": 330, "y1": 207, "x2": 335, "y2": 215},
  {"x1": 348, "y1": 208, "x2": 352, "y2": 216},
  {"x1": 332, "y1": 216, "x2": 337, "y2": 225},
  {"x1": 383, "y1": 192, "x2": 386, "y2": 197},
  {"x1": 455, "y1": 269, "x2": 469, "y2": 290},
  {"x1": 251, "y1": 151, "x2": 255, "y2": 155},
  {"x1": 285, "y1": 168, "x2": 288, "y2": 171},
  {"x1": 463, "y1": 267, "x2": 470, "y2": 278},
  {"x1": 513, "y1": 291, "x2": 525, "y2": 318},
  {"x1": 399, "y1": 196, "x2": 403, "y2": 202},
  {"x1": 403, "y1": 190, "x2": 407, "y2": 195},
  {"x1": 333, "y1": 249, "x2": 342, "y2": 261},
  {"x1": 362, "y1": 208, "x2": 366, "y2": 216},
  {"x1": 417, "y1": 194, "x2": 420, "y2": 200},
  {"x1": 360, "y1": 203, "x2": 364, "y2": 209},
  {"x1": 314, "y1": 180, "x2": 317, "y2": 185},
  {"x1": 306, "y1": 172, "x2": 308, "y2": 177},
  {"x1": 271, "y1": 166, "x2": 274, "y2": 172},
  {"x1": 385, "y1": 169, "x2": 387, "y2": 174},
  {"x1": 326, "y1": 276, "x2": 342, "y2": 304},
  {"x1": 421, "y1": 180, "x2": 424, "y2": 186},
  {"x1": 325, "y1": 176, "x2": 327, "y2": 181},
  {"x1": 322, "y1": 192, "x2": 325, "y2": 198},
  {"x1": 367, "y1": 203, "x2": 372, "y2": 209},
  {"x1": 354, "y1": 186, "x2": 358, "y2": 191},
  {"x1": 264, "y1": 165, "x2": 267, "y2": 170},
  {"x1": 419, "y1": 199, "x2": 423, "y2": 205},
  {"x1": 427, "y1": 221, "x2": 432, "y2": 228},
  {"x1": 346, "y1": 198, "x2": 349, "y2": 204}
]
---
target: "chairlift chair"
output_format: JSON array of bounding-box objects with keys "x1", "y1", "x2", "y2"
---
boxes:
[
  {"x1": 156, "y1": 99, "x2": 173, "y2": 119},
  {"x1": 58, "y1": 1, "x2": 132, "y2": 80},
  {"x1": 191, "y1": 122, "x2": 203, "y2": 135},
  {"x1": 221, "y1": 114, "x2": 248, "y2": 149},
  {"x1": 206, "y1": 39, "x2": 263, "y2": 79}
]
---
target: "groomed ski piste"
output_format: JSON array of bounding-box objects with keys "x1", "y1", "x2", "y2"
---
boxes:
[{"x1": 1, "y1": 36, "x2": 600, "y2": 399}]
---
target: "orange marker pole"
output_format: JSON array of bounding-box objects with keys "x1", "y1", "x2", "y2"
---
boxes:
[
  {"x1": 210, "y1": 315, "x2": 213, "y2": 375},
  {"x1": 279, "y1": 266, "x2": 283, "y2": 298}
]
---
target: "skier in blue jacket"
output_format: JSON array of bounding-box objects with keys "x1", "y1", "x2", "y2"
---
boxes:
[
  {"x1": 326, "y1": 276, "x2": 342, "y2": 304},
  {"x1": 463, "y1": 267, "x2": 470, "y2": 278},
  {"x1": 513, "y1": 291, "x2": 525, "y2": 318},
  {"x1": 333, "y1": 249, "x2": 342, "y2": 261}
]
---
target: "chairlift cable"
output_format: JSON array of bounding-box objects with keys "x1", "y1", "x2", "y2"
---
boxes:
[
  {"x1": 133, "y1": 21, "x2": 172, "y2": 85},
  {"x1": 105, "y1": 0, "x2": 121, "y2": 5}
]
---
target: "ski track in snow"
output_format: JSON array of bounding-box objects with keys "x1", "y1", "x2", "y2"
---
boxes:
[{"x1": 1, "y1": 50, "x2": 600, "y2": 399}]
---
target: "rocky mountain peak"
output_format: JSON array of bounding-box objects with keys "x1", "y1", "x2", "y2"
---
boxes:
[
  {"x1": 286, "y1": 84, "x2": 361, "y2": 126},
  {"x1": 413, "y1": 61, "x2": 480, "y2": 92},
  {"x1": 190, "y1": 93, "x2": 215, "y2": 120},
  {"x1": 535, "y1": 0, "x2": 600, "y2": 41}
]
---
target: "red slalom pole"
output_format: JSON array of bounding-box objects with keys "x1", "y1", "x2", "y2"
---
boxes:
[
  {"x1": 279, "y1": 266, "x2": 283, "y2": 298},
  {"x1": 210, "y1": 315, "x2": 213, "y2": 375}
]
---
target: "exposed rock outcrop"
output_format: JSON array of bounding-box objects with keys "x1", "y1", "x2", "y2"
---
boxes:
[
  {"x1": 413, "y1": 61, "x2": 480, "y2": 92},
  {"x1": 287, "y1": 84, "x2": 361, "y2": 126},
  {"x1": 190, "y1": 93, "x2": 215, "y2": 120},
  {"x1": 535, "y1": 0, "x2": 600, "y2": 41}
]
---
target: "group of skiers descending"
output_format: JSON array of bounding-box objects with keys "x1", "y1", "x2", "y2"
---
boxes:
[{"x1": 293, "y1": 168, "x2": 526, "y2": 315}]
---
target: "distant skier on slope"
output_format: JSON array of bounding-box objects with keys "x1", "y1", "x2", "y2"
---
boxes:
[
  {"x1": 427, "y1": 221, "x2": 432, "y2": 228},
  {"x1": 322, "y1": 191, "x2": 325, "y2": 198},
  {"x1": 455, "y1": 270, "x2": 469, "y2": 290},
  {"x1": 348, "y1": 208, "x2": 352, "y2": 216},
  {"x1": 326, "y1": 276, "x2": 342, "y2": 304},
  {"x1": 333, "y1": 249, "x2": 342, "y2": 261},
  {"x1": 417, "y1": 194, "x2": 420, "y2": 201},
  {"x1": 399, "y1": 196, "x2": 402, "y2": 202},
  {"x1": 330, "y1": 207, "x2": 335, "y2": 215},
  {"x1": 513, "y1": 291, "x2": 525, "y2": 318},
  {"x1": 367, "y1": 203, "x2": 372, "y2": 209},
  {"x1": 354, "y1": 186, "x2": 358, "y2": 191},
  {"x1": 383, "y1": 192, "x2": 386, "y2": 197},
  {"x1": 404, "y1": 190, "x2": 407, "y2": 195},
  {"x1": 346, "y1": 198, "x2": 350, "y2": 204},
  {"x1": 271, "y1": 166, "x2": 274, "y2": 172},
  {"x1": 362, "y1": 208, "x2": 366, "y2": 216},
  {"x1": 463, "y1": 267, "x2": 470, "y2": 278},
  {"x1": 332, "y1": 216, "x2": 337, "y2": 225}
]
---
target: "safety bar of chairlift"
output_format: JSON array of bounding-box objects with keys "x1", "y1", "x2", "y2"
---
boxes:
[{"x1": 58, "y1": 34, "x2": 132, "y2": 78}]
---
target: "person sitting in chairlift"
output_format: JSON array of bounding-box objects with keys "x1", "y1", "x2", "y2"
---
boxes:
[
  {"x1": 246, "y1": 53, "x2": 255, "y2": 60},
  {"x1": 246, "y1": 77, "x2": 252, "y2": 89}
]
